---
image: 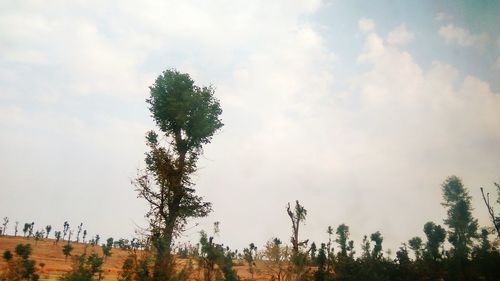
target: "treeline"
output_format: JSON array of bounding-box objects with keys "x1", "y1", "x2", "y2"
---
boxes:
[
  {"x1": 162, "y1": 175, "x2": 499, "y2": 281},
  {"x1": 0, "y1": 219, "x2": 144, "y2": 250}
]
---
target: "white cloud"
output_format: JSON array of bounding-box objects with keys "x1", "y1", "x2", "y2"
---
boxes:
[
  {"x1": 438, "y1": 24, "x2": 489, "y2": 47},
  {"x1": 358, "y1": 18, "x2": 375, "y2": 32},
  {"x1": 387, "y1": 24, "x2": 414, "y2": 45}
]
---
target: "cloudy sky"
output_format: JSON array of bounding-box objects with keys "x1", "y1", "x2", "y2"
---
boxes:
[{"x1": 1, "y1": 0, "x2": 500, "y2": 254}]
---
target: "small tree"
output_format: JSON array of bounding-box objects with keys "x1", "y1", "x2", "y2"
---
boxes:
[
  {"x1": 45, "y1": 225, "x2": 52, "y2": 238},
  {"x1": 23, "y1": 223, "x2": 30, "y2": 237},
  {"x1": 361, "y1": 235, "x2": 371, "y2": 259},
  {"x1": 27, "y1": 222, "x2": 34, "y2": 238},
  {"x1": 102, "y1": 237, "x2": 114, "y2": 261},
  {"x1": 34, "y1": 230, "x2": 45, "y2": 244},
  {"x1": 313, "y1": 243, "x2": 333, "y2": 281},
  {"x1": 55, "y1": 231, "x2": 62, "y2": 244},
  {"x1": 197, "y1": 230, "x2": 238, "y2": 281},
  {"x1": 60, "y1": 252, "x2": 104, "y2": 281},
  {"x1": 326, "y1": 226, "x2": 333, "y2": 258},
  {"x1": 243, "y1": 243, "x2": 257, "y2": 280},
  {"x1": 83, "y1": 230, "x2": 87, "y2": 243},
  {"x1": 3, "y1": 250, "x2": 13, "y2": 261},
  {"x1": 263, "y1": 238, "x2": 289, "y2": 281},
  {"x1": 14, "y1": 221, "x2": 18, "y2": 237},
  {"x1": 423, "y1": 221, "x2": 446, "y2": 262},
  {"x1": 63, "y1": 221, "x2": 70, "y2": 241},
  {"x1": 63, "y1": 244, "x2": 74, "y2": 261},
  {"x1": 441, "y1": 176, "x2": 478, "y2": 259},
  {"x1": 408, "y1": 236, "x2": 423, "y2": 261},
  {"x1": 370, "y1": 231, "x2": 383, "y2": 259}
]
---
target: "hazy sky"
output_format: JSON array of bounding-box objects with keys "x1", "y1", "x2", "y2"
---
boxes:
[{"x1": 1, "y1": 0, "x2": 500, "y2": 254}]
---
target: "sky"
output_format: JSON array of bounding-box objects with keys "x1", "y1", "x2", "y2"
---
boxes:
[{"x1": 1, "y1": 0, "x2": 500, "y2": 255}]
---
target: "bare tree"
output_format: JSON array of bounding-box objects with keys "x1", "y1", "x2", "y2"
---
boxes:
[
  {"x1": 2, "y1": 217, "x2": 9, "y2": 236},
  {"x1": 480, "y1": 183, "x2": 500, "y2": 238},
  {"x1": 287, "y1": 200, "x2": 308, "y2": 255}
]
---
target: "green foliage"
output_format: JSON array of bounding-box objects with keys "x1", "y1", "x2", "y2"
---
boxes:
[
  {"x1": 408, "y1": 237, "x2": 422, "y2": 260},
  {"x1": 101, "y1": 238, "x2": 113, "y2": 260},
  {"x1": 313, "y1": 243, "x2": 333, "y2": 281},
  {"x1": 22, "y1": 223, "x2": 30, "y2": 237},
  {"x1": 134, "y1": 69, "x2": 223, "y2": 281},
  {"x1": 423, "y1": 221, "x2": 446, "y2": 261},
  {"x1": 370, "y1": 231, "x2": 383, "y2": 260},
  {"x1": 3, "y1": 251, "x2": 13, "y2": 262},
  {"x1": 63, "y1": 244, "x2": 74, "y2": 261},
  {"x1": 441, "y1": 176, "x2": 478, "y2": 259},
  {"x1": 263, "y1": 238, "x2": 289, "y2": 281},
  {"x1": 1, "y1": 244, "x2": 39, "y2": 281},
  {"x1": 198, "y1": 231, "x2": 239, "y2": 281},
  {"x1": 336, "y1": 224, "x2": 349, "y2": 257},
  {"x1": 361, "y1": 235, "x2": 370, "y2": 259},
  {"x1": 59, "y1": 253, "x2": 104, "y2": 281},
  {"x1": 34, "y1": 230, "x2": 44, "y2": 243},
  {"x1": 15, "y1": 244, "x2": 32, "y2": 260},
  {"x1": 45, "y1": 225, "x2": 51, "y2": 239},
  {"x1": 243, "y1": 243, "x2": 257, "y2": 279},
  {"x1": 147, "y1": 69, "x2": 223, "y2": 152}
]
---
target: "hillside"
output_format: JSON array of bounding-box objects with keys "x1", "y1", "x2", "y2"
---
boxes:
[
  {"x1": 0, "y1": 236, "x2": 270, "y2": 281},
  {"x1": 0, "y1": 235, "x2": 131, "y2": 280}
]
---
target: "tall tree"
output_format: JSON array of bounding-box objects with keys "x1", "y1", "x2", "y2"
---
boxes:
[
  {"x1": 441, "y1": 176, "x2": 478, "y2": 259},
  {"x1": 287, "y1": 200, "x2": 308, "y2": 255},
  {"x1": 133, "y1": 69, "x2": 223, "y2": 281}
]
